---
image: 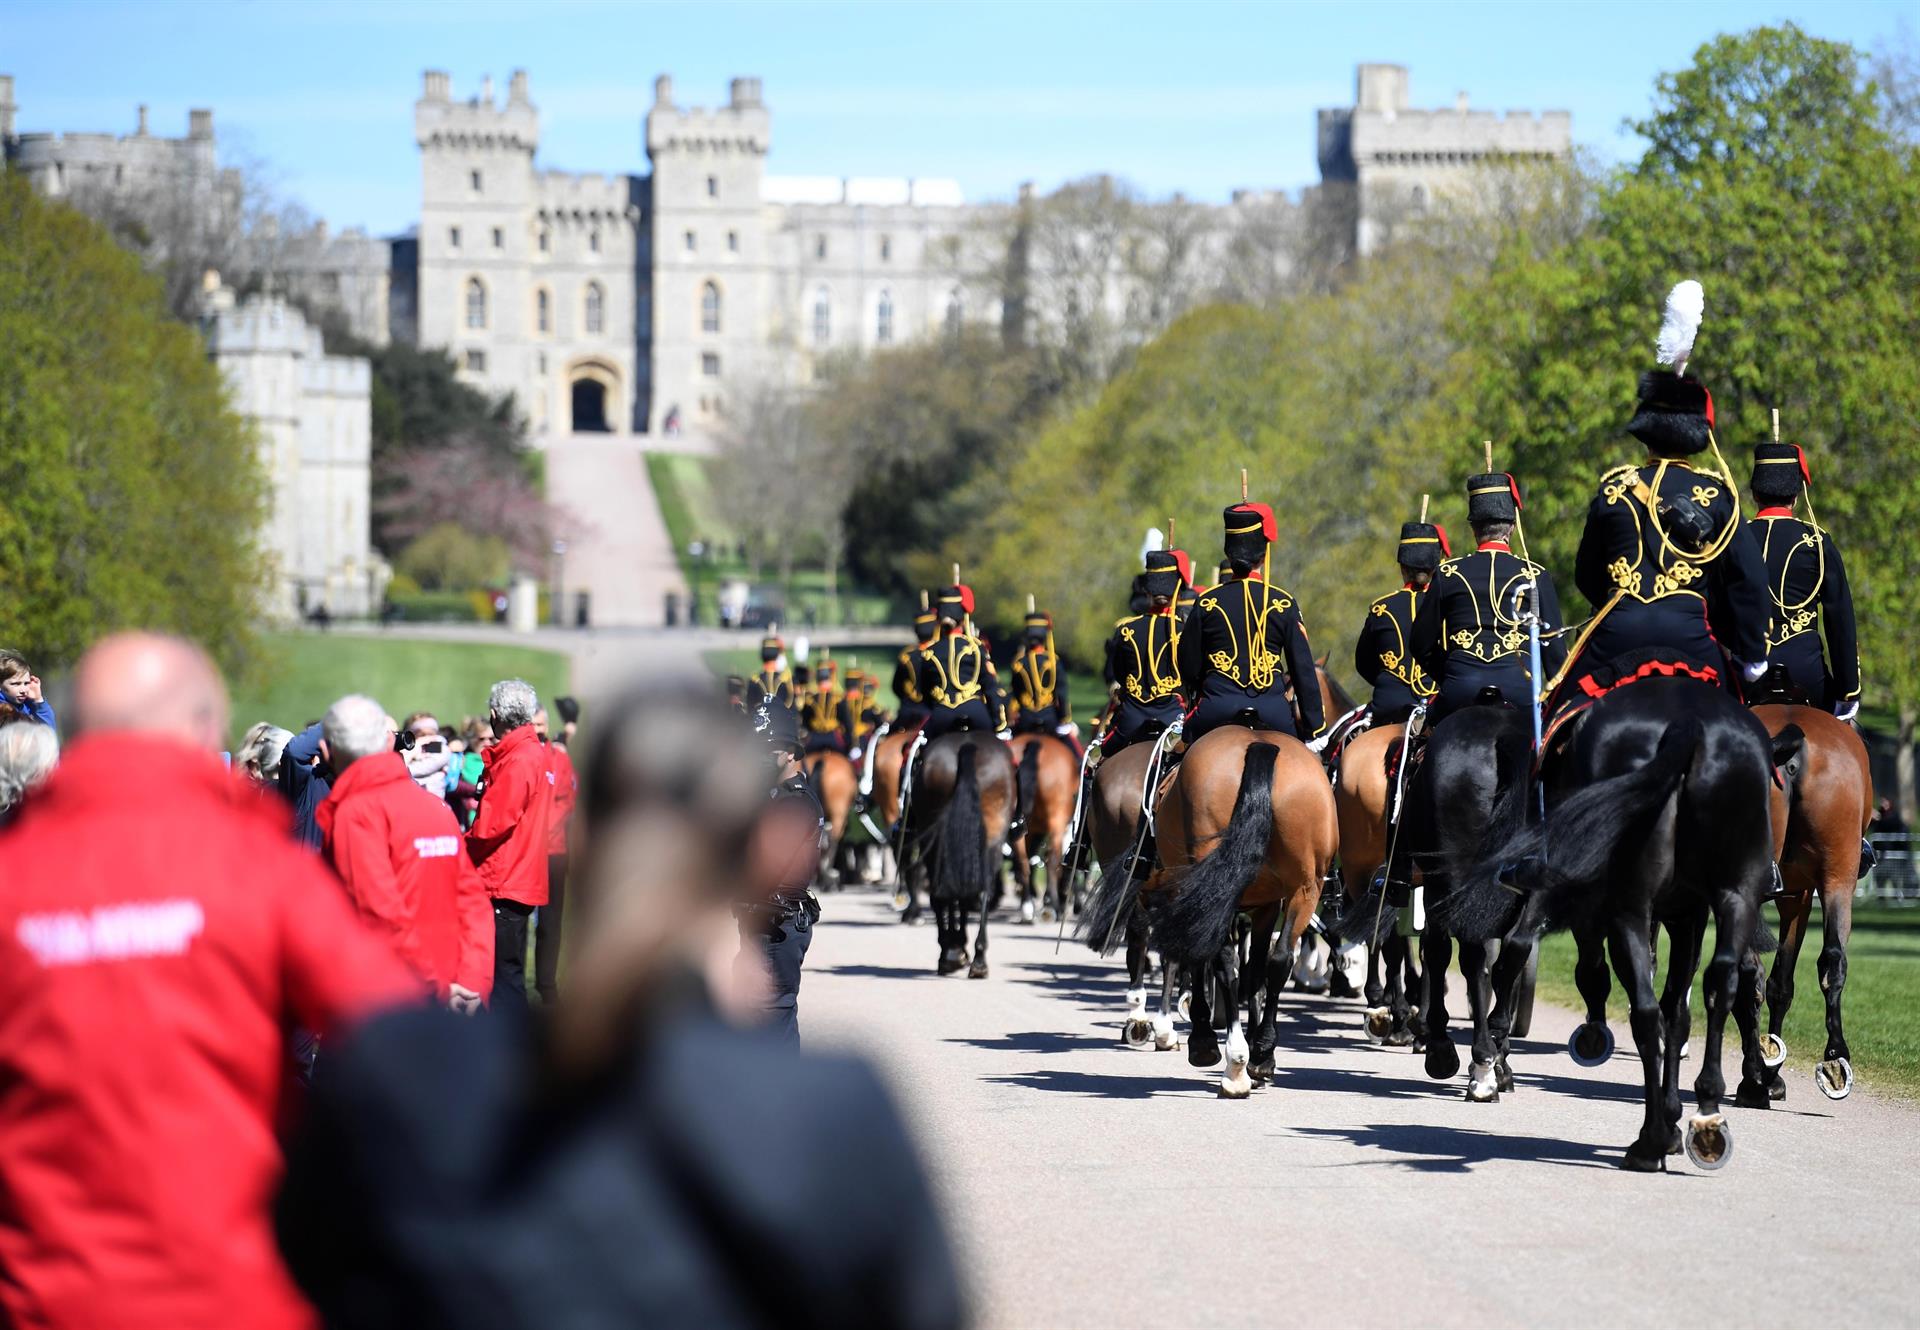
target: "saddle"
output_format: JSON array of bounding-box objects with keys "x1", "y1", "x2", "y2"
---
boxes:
[{"x1": 1748, "y1": 662, "x2": 1812, "y2": 708}]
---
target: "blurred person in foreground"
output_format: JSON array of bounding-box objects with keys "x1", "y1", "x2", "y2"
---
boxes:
[
  {"x1": 466, "y1": 679, "x2": 553, "y2": 1015},
  {"x1": 237, "y1": 721, "x2": 295, "y2": 788},
  {"x1": 0, "y1": 715, "x2": 59, "y2": 826},
  {"x1": 316, "y1": 694, "x2": 493, "y2": 1013},
  {"x1": 0, "y1": 633, "x2": 418, "y2": 1329},
  {"x1": 744, "y1": 699, "x2": 824, "y2": 1042},
  {"x1": 279, "y1": 714, "x2": 334, "y2": 849},
  {"x1": 533, "y1": 702, "x2": 579, "y2": 1005},
  {"x1": 277, "y1": 687, "x2": 963, "y2": 1329}
]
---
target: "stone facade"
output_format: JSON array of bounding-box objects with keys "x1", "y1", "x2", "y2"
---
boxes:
[
  {"x1": 1317, "y1": 63, "x2": 1572, "y2": 255},
  {"x1": 204, "y1": 288, "x2": 385, "y2": 618}
]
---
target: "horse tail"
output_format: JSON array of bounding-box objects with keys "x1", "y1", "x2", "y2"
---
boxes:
[
  {"x1": 1448, "y1": 715, "x2": 1701, "y2": 941},
  {"x1": 930, "y1": 743, "x2": 988, "y2": 904},
  {"x1": 1016, "y1": 740, "x2": 1041, "y2": 833},
  {"x1": 806, "y1": 758, "x2": 826, "y2": 812},
  {"x1": 1147, "y1": 742, "x2": 1279, "y2": 967},
  {"x1": 1079, "y1": 842, "x2": 1140, "y2": 955},
  {"x1": 1327, "y1": 873, "x2": 1393, "y2": 947}
]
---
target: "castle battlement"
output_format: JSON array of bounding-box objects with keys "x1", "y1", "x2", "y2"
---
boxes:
[
  {"x1": 414, "y1": 69, "x2": 537, "y2": 151},
  {"x1": 644, "y1": 75, "x2": 769, "y2": 157}
]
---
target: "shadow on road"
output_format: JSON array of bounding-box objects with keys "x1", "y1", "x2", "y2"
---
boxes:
[
  {"x1": 1290, "y1": 1122, "x2": 1626, "y2": 1173},
  {"x1": 984, "y1": 1069, "x2": 1206, "y2": 1098},
  {"x1": 945, "y1": 1030, "x2": 1114, "y2": 1054},
  {"x1": 819, "y1": 963, "x2": 931, "y2": 981}
]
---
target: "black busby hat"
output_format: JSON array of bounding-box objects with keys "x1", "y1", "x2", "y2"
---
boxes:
[
  {"x1": 1222, "y1": 503, "x2": 1275, "y2": 568},
  {"x1": 1143, "y1": 549, "x2": 1186, "y2": 600},
  {"x1": 1214, "y1": 559, "x2": 1233, "y2": 586},
  {"x1": 792, "y1": 664, "x2": 812, "y2": 686},
  {"x1": 1466, "y1": 474, "x2": 1521, "y2": 524},
  {"x1": 936, "y1": 585, "x2": 974, "y2": 620},
  {"x1": 912, "y1": 607, "x2": 938, "y2": 640},
  {"x1": 752, "y1": 700, "x2": 802, "y2": 755},
  {"x1": 1024, "y1": 610, "x2": 1052, "y2": 640},
  {"x1": 1627, "y1": 371, "x2": 1714, "y2": 456},
  {"x1": 759, "y1": 633, "x2": 784, "y2": 663},
  {"x1": 1396, "y1": 521, "x2": 1450, "y2": 571},
  {"x1": 1752, "y1": 442, "x2": 1809, "y2": 502},
  {"x1": 1128, "y1": 573, "x2": 1151, "y2": 615}
]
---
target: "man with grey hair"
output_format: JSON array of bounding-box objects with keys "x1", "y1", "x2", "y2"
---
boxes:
[
  {"x1": 317, "y1": 695, "x2": 492, "y2": 1012},
  {"x1": 0, "y1": 720, "x2": 58, "y2": 823},
  {"x1": 467, "y1": 678, "x2": 554, "y2": 1013}
]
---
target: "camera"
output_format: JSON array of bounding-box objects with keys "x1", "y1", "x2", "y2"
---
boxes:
[{"x1": 393, "y1": 729, "x2": 416, "y2": 754}]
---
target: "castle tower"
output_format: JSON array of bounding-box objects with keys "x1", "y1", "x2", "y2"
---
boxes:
[{"x1": 644, "y1": 75, "x2": 770, "y2": 441}]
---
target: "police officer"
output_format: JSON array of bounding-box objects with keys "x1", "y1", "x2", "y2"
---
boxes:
[
  {"x1": 1749, "y1": 442, "x2": 1860, "y2": 719},
  {"x1": 1411, "y1": 476, "x2": 1565, "y2": 725},
  {"x1": 747, "y1": 633, "x2": 793, "y2": 709},
  {"x1": 1566, "y1": 305, "x2": 1770, "y2": 695},
  {"x1": 801, "y1": 658, "x2": 847, "y2": 753},
  {"x1": 1356, "y1": 518, "x2": 1445, "y2": 725},
  {"x1": 1102, "y1": 548, "x2": 1187, "y2": 755},
  {"x1": 746, "y1": 700, "x2": 824, "y2": 1043},
  {"x1": 915, "y1": 584, "x2": 1007, "y2": 739},
  {"x1": 1175, "y1": 502, "x2": 1324, "y2": 743},
  {"x1": 892, "y1": 607, "x2": 939, "y2": 732},
  {"x1": 1010, "y1": 610, "x2": 1072, "y2": 737}
]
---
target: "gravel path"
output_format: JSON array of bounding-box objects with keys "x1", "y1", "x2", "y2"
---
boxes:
[{"x1": 805, "y1": 890, "x2": 1920, "y2": 1328}]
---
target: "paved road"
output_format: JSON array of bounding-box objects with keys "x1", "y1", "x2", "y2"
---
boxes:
[
  {"x1": 547, "y1": 435, "x2": 686, "y2": 628},
  {"x1": 804, "y1": 890, "x2": 1919, "y2": 1329}
]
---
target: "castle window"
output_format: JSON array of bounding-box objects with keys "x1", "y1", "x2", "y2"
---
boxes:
[
  {"x1": 538, "y1": 352, "x2": 547, "y2": 373},
  {"x1": 701, "y1": 281, "x2": 722, "y2": 334},
  {"x1": 470, "y1": 170, "x2": 483, "y2": 193},
  {"x1": 465, "y1": 277, "x2": 487, "y2": 330},
  {"x1": 590, "y1": 231, "x2": 601, "y2": 253},
  {"x1": 944, "y1": 288, "x2": 963, "y2": 337},
  {"x1": 811, "y1": 287, "x2": 831, "y2": 346},
  {"x1": 585, "y1": 282, "x2": 605, "y2": 334},
  {"x1": 464, "y1": 349, "x2": 487, "y2": 372},
  {"x1": 684, "y1": 230, "x2": 696, "y2": 253},
  {"x1": 880, "y1": 235, "x2": 892, "y2": 262},
  {"x1": 1410, "y1": 183, "x2": 1429, "y2": 212},
  {"x1": 814, "y1": 235, "x2": 827, "y2": 260},
  {"x1": 492, "y1": 227, "x2": 504, "y2": 250},
  {"x1": 538, "y1": 230, "x2": 550, "y2": 253},
  {"x1": 727, "y1": 230, "x2": 739, "y2": 253},
  {"x1": 702, "y1": 352, "x2": 720, "y2": 377},
  {"x1": 449, "y1": 226, "x2": 461, "y2": 249},
  {"x1": 706, "y1": 175, "x2": 718, "y2": 198},
  {"x1": 536, "y1": 288, "x2": 551, "y2": 334},
  {"x1": 875, "y1": 290, "x2": 894, "y2": 346}
]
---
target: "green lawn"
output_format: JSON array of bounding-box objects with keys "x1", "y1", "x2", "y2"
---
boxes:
[
  {"x1": 229, "y1": 631, "x2": 572, "y2": 747},
  {"x1": 1531, "y1": 903, "x2": 1920, "y2": 1099}
]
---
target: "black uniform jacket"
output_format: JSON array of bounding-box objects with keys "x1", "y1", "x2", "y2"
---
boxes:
[
  {"x1": 278, "y1": 992, "x2": 963, "y2": 1330},
  {"x1": 1573, "y1": 460, "x2": 1769, "y2": 679},
  {"x1": 1009, "y1": 646, "x2": 1068, "y2": 723},
  {"x1": 1749, "y1": 509, "x2": 1860, "y2": 705},
  {"x1": 1175, "y1": 576, "x2": 1324, "y2": 737},
  {"x1": 1355, "y1": 584, "x2": 1437, "y2": 716},
  {"x1": 913, "y1": 630, "x2": 1005, "y2": 721},
  {"x1": 747, "y1": 667, "x2": 792, "y2": 710},
  {"x1": 1104, "y1": 610, "x2": 1184, "y2": 711},
  {"x1": 1411, "y1": 545, "x2": 1565, "y2": 710}
]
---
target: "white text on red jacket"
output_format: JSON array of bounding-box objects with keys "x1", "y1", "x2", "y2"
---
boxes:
[{"x1": 16, "y1": 900, "x2": 207, "y2": 967}]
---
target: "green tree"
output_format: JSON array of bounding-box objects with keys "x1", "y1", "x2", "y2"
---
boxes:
[{"x1": 0, "y1": 174, "x2": 268, "y2": 673}]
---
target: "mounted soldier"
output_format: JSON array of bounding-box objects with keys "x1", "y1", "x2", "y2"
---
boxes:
[
  {"x1": 747, "y1": 632, "x2": 793, "y2": 709},
  {"x1": 1410, "y1": 471, "x2": 1564, "y2": 726},
  {"x1": 801, "y1": 658, "x2": 847, "y2": 753},
  {"x1": 1174, "y1": 499, "x2": 1324, "y2": 744},
  {"x1": 1558, "y1": 280, "x2": 1770, "y2": 703},
  {"x1": 892, "y1": 607, "x2": 939, "y2": 733},
  {"x1": 915, "y1": 584, "x2": 1007, "y2": 740},
  {"x1": 1100, "y1": 548, "x2": 1188, "y2": 757},
  {"x1": 1356, "y1": 514, "x2": 1445, "y2": 726},
  {"x1": 1748, "y1": 436, "x2": 1860, "y2": 720},
  {"x1": 1009, "y1": 607, "x2": 1072, "y2": 739},
  {"x1": 838, "y1": 668, "x2": 887, "y2": 760}
]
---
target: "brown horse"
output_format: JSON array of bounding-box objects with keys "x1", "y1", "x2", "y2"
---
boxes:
[
  {"x1": 869, "y1": 727, "x2": 915, "y2": 911},
  {"x1": 1143, "y1": 727, "x2": 1338, "y2": 1097},
  {"x1": 1007, "y1": 732, "x2": 1080, "y2": 924},
  {"x1": 1747, "y1": 704, "x2": 1874, "y2": 1103},
  {"x1": 1080, "y1": 739, "x2": 1184, "y2": 1050},
  {"x1": 905, "y1": 732, "x2": 1020, "y2": 977},
  {"x1": 802, "y1": 749, "x2": 858, "y2": 889},
  {"x1": 1334, "y1": 722, "x2": 1420, "y2": 1044}
]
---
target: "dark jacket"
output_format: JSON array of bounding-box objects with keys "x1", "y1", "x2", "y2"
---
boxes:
[
  {"x1": 277, "y1": 993, "x2": 964, "y2": 1330},
  {"x1": 1174, "y1": 576, "x2": 1324, "y2": 737},
  {"x1": 1411, "y1": 545, "x2": 1564, "y2": 717},
  {"x1": 278, "y1": 721, "x2": 332, "y2": 850},
  {"x1": 914, "y1": 630, "x2": 1006, "y2": 728},
  {"x1": 1355, "y1": 585, "x2": 1436, "y2": 718},
  {"x1": 1749, "y1": 509, "x2": 1860, "y2": 706}
]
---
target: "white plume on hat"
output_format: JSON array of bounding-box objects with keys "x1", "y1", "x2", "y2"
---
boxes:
[
  {"x1": 1140, "y1": 526, "x2": 1165, "y2": 563},
  {"x1": 1656, "y1": 279, "x2": 1704, "y2": 374}
]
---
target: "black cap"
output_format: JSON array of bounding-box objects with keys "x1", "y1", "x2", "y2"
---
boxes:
[
  {"x1": 1143, "y1": 549, "x2": 1184, "y2": 600},
  {"x1": 752, "y1": 700, "x2": 802, "y2": 754},
  {"x1": 1628, "y1": 370, "x2": 1714, "y2": 456},
  {"x1": 1466, "y1": 473, "x2": 1520, "y2": 524},
  {"x1": 937, "y1": 585, "x2": 973, "y2": 619},
  {"x1": 554, "y1": 695, "x2": 581, "y2": 725},
  {"x1": 792, "y1": 664, "x2": 812, "y2": 686},
  {"x1": 1222, "y1": 503, "x2": 1274, "y2": 568},
  {"x1": 1397, "y1": 521, "x2": 1449, "y2": 571},
  {"x1": 913, "y1": 607, "x2": 938, "y2": 640},
  {"x1": 1752, "y1": 442, "x2": 1809, "y2": 502},
  {"x1": 1214, "y1": 559, "x2": 1233, "y2": 586}
]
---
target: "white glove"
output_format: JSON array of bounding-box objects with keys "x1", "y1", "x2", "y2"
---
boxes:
[
  {"x1": 996, "y1": 729, "x2": 1014, "y2": 741},
  {"x1": 1834, "y1": 700, "x2": 1860, "y2": 723},
  {"x1": 1055, "y1": 723, "x2": 1077, "y2": 738},
  {"x1": 1306, "y1": 731, "x2": 1333, "y2": 755},
  {"x1": 1740, "y1": 659, "x2": 1769, "y2": 684}
]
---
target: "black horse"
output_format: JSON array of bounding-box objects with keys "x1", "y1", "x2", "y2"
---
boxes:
[
  {"x1": 1446, "y1": 677, "x2": 1785, "y2": 1172},
  {"x1": 904, "y1": 733, "x2": 1022, "y2": 978}
]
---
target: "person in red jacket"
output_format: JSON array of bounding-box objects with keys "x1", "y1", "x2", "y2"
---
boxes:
[
  {"x1": 0, "y1": 633, "x2": 418, "y2": 1330},
  {"x1": 316, "y1": 693, "x2": 494, "y2": 1012},
  {"x1": 532, "y1": 703, "x2": 577, "y2": 1005},
  {"x1": 467, "y1": 677, "x2": 553, "y2": 1014}
]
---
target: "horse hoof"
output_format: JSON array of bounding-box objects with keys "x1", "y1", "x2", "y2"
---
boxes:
[
  {"x1": 1178, "y1": 993, "x2": 1192, "y2": 1022},
  {"x1": 1039, "y1": 905, "x2": 1058, "y2": 926},
  {"x1": 1364, "y1": 1007, "x2": 1393, "y2": 1043},
  {"x1": 1250, "y1": 1057, "x2": 1276, "y2": 1084},
  {"x1": 1764, "y1": 1071, "x2": 1788, "y2": 1101},
  {"x1": 1620, "y1": 1143, "x2": 1667, "y2": 1173},
  {"x1": 1568, "y1": 1022, "x2": 1615, "y2": 1067},
  {"x1": 1761, "y1": 1032, "x2": 1788, "y2": 1069},
  {"x1": 892, "y1": 890, "x2": 911, "y2": 910},
  {"x1": 1465, "y1": 1061, "x2": 1500, "y2": 1103},
  {"x1": 1495, "y1": 1060, "x2": 1515, "y2": 1094},
  {"x1": 968, "y1": 961, "x2": 989, "y2": 980},
  {"x1": 1123, "y1": 1019, "x2": 1154, "y2": 1049},
  {"x1": 1018, "y1": 899, "x2": 1036, "y2": 925},
  {"x1": 1424, "y1": 1038, "x2": 1461, "y2": 1081},
  {"x1": 1384, "y1": 1028, "x2": 1415, "y2": 1049},
  {"x1": 1815, "y1": 1057, "x2": 1855, "y2": 1101},
  {"x1": 1219, "y1": 1062, "x2": 1253, "y2": 1099},
  {"x1": 1153, "y1": 1021, "x2": 1181, "y2": 1052},
  {"x1": 1684, "y1": 1113, "x2": 1733, "y2": 1171},
  {"x1": 1679, "y1": 1040, "x2": 1691, "y2": 1060},
  {"x1": 1411, "y1": 1036, "x2": 1427, "y2": 1054},
  {"x1": 1734, "y1": 1079, "x2": 1773, "y2": 1110},
  {"x1": 901, "y1": 906, "x2": 922, "y2": 925},
  {"x1": 936, "y1": 949, "x2": 963, "y2": 975},
  {"x1": 1187, "y1": 1036, "x2": 1220, "y2": 1069}
]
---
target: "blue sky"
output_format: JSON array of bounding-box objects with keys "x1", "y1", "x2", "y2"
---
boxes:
[{"x1": 2, "y1": 0, "x2": 1906, "y2": 236}]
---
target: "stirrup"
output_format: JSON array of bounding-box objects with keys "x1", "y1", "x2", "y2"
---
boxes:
[{"x1": 1764, "y1": 860, "x2": 1787, "y2": 900}]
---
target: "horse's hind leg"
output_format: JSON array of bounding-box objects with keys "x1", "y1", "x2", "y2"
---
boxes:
[
  {"x1": 1567, "y1": 919, "x2": 1614, "y2": 1064},
  {"x1": 1657, "y1": 914, "x2": 1704, "y2": 1153},
  {"x1": 1461, "y1": 937, "x2": 1501, "y2": 1101},
  {"x1": 1187, "y1": 956, "x2": 1220, "y2": 1069},
  {"x1": 1244, "y1": 905, "x2": 1281, "y2": 1083},
  {"x1": 1153, "y1": 953, "x2": 1182, "y2": 1051},
  {"x1": 1382, "y1": 934, "x2": 1415, "y2": 1046},
  {"x1": 1218, "y1": 936, "x2": 1253, "y2": 1099},
  {"x1": 1607, "y1": 911, "x2": 1669, "y2": 1171},
  {"x1": 1481, "y1": 932, "x2": 1535, "y2": 1095},
  {"x1": 1420, "y1": 923, "x2": 1460, "y2": 1081},
  {"x1": 968, "y1": 886, "x2": 991, "y2": 979},
  {"x1": 1760, "y1": 890, "x2": 1811, "y2": 1099},
  {"x1": 1122, "y1": 912, "x2": 1153, "y2": 1047},
  {"x1": 1814, "y1": 881, "x2": 1857, "y2": 1098}
]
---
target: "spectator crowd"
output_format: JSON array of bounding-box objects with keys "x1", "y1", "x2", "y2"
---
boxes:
[{"x1": 0, "y1": 635, "x2": 961, "y2": 1329}]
